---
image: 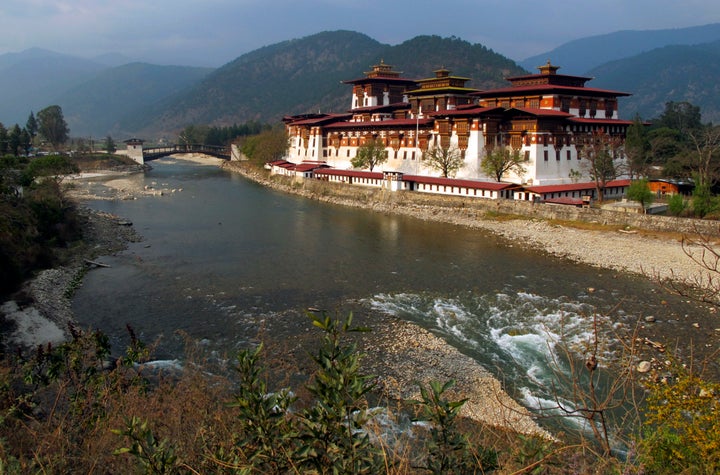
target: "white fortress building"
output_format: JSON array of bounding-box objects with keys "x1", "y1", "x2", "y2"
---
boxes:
[{"x1": 282, "y1": 60, "x2": 633, "y2": 188}]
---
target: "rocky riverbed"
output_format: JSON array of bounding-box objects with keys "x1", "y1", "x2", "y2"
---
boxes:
[
  {"x1": 224, "y1": 162, "x2": 720, "y2": 381},
  {"x1": 4, "y1": 158, "x2": 720, "y2": 440}
]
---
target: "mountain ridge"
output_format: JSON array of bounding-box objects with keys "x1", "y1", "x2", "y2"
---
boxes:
[
  {"x1": 2, "y1": 26, "x2": 720, "y2": 140},
  {"x1": 521, "y1": 23, "x2": 720, "y2": 74}
]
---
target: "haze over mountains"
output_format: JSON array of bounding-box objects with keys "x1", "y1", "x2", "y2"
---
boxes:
[{"x1": 1, "y1": 24, "x2": 719, "y2": 142}]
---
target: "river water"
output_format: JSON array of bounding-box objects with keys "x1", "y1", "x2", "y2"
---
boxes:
[{"x1": 72, "y1": 158, "x2": 699, "y2": 424}]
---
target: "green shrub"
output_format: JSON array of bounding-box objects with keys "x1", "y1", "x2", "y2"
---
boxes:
[
  {"x1": 667, "y1": 193, "x2": 687, "y2": 216},
  {"x1": 412, "y1": 380, "x2": 498, "y2": 474}
]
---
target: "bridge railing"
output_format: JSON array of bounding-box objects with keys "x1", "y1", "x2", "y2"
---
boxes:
[{"x1": 141, "y1": 144, "x2": 231, "y2": 160}]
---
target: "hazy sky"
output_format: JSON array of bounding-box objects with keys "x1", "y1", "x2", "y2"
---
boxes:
[{"x1": 2, "y1": 0, "x2": 719, "y2": 67}]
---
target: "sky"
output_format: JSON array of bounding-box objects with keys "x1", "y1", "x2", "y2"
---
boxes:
[{"x1": 2, "y1": 0, "x2": 720, "y2": 67}]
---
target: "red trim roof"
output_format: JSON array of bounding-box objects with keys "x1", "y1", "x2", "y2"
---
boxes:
[
  {"x1": 506, "y1": 107, "x2": 574, "y2": 118},
  {"x1": 293, "y1": 163, "x2": 329, "y2": 172},
  {"x1": 343, "y1": 77, "x2": 418, "y2": 85},
  {"x1": 428, "y1": 106, "x2": 504, "y2": 117},
  {"x1": 569, "y1": 117, "x2": 634, "y2": 126},
  {"x1": 506, "y1": 72, "x2": 593, "y2": 82},
  {"x1": 288, "y1": 113, "x2": 351, "y2": 126},
  {"x1": 473, "y1": 84, "x2": 631, "y2": 98},
  {"x1": 325, "y1": 118, "x2": 434, "y2": 130},
  {"x1": 524, "y1": 179, "x2": 631, "y2": 194},
  {"x1": 403, "y1": 175, "x2": 518, "y2": 190},
  {"x1": 314, "y1": 169, "x2": 384, "y2": 180}
]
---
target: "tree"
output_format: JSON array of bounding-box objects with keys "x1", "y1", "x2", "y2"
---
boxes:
[
  {"x1": 37, "y1": 105, "x2": 69, "y2": 150},
  {"x1": 654, "y1": 101, "x2": 702, "y2": 134},
  {"x1": 481, "y1": 146, "x2": 526, "y2": 182},
  {"x1": 351, "y1": 137, "x2": 387, "y2": 172},
  {"x1": 423, "y1": 143, "x2": 464, "y2": 178},
  {"x1": 19, "y1": 129, "x2": 32, "y2": 156},
  {"x1": 626, "y1": 179, "x2": 655, "y2": 213},
  {"x1": 692, "y1": 182, "x2": 715, "y2": 218},
  {"x1": 686, "y1": 124, "x2": 720, "y2": 188},
  {"x1": 239, "y1": 126, "x2": 288, "y2": 165},
  {"x1": 26, "y1": 111, "x2": 38, "y2": 139},
  {"x1": 7, "y1": 125, "x2": 22, "y2": 157},
  {"x1": 104, "y1": 136, "x2": 117, "y2": 154},
  {"x1": 0, "y1": 123, "x2": 7, "y2": 156},
  {"x1": 578, "y1": 130, "x2": 622, "y2": 202},
  {"x1": 624, "y1": 114, "x2": 650, "y2": 179},
  {"x1": 667, "y1": 193, "x2": 687, "y2": 216}
]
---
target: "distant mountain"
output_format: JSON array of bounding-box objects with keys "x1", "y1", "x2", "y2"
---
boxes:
[
  {"x1": 7, "y1": 28, "x2": 719, "y2": 142},
  {"x1": 91, "y1": 52, "x2": 135, "y2": 67},
  {"x1": 121, "y1": 31, "x2": 388, "y2": 137},
  {"x1": 0, "y1": 49, "x2": 107, "y2": 126},
  {"x1": 60, "y1": 63, "x2": 213, "y2": 137},
  {"x1": 124, "y1": 31, "x2": 526, "y2": 138},
  {"x1": 520, "y1": 23, "x2": 720, "y2": 75},
  {"x1": 589, "y1": 40, "x2": 720, "y2": 123}
]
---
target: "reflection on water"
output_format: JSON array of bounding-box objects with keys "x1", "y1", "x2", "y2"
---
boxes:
[{"x1": 73, "y1": 159, "x2": 698, "y2": 434}]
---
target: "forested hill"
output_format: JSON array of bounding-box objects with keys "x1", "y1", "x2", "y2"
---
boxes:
[
  {"x1": 123, "y1": 31, "x2": 526, "y2": 138},
  {"x1": 61, "y1": 63, "x2": 213, "y2": 139},
  {"x1": 589, "y1": 40, "x2": 720, "y2": 123}
]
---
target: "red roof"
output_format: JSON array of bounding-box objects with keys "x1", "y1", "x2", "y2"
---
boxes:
[
  {"x1": 403, "y1": 175, "x2": 518, "y2": 190},
  {"x1": 293, "y1": 163, "x2": 329, "y2": 172},
  {"x1": 506, "y1": 72, "x2": 593, "y2": 83},
  {"x1": 569, "y1": 117, "x2": 635, "y2": 126},
  {"x1": 524, "y1": 179, "x2": 631, "y2": 194},
  {"x1": 314, "y1": 169, "x2": 384, "y2": 180},
  {"x1": 350, "y1": 103, "x2": 410, "y2": 113},
  {"x1": 288, "y1": 113, "x2": 351, "y2": 126},
  {"x1": 324, "y1": 118, "x2": 434, "y2": 130},
  {"x1": 343, "y1": 76, "x2": 418, "y2": 85},
  {"x1": 428, "y1": 106, "x2": 504, "y2": 117},
  {"x1": 506, "y1": 107, "x2": 574, "y2": 118},
  {"x1": 473, "y1": 84, "x2": 631, "y2": 98}
]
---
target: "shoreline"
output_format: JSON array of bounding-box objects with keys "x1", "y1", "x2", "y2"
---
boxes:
[
  {"x1": 221, "y1": 161, "x2": 720, "y2": 375},
  {"x1": 4, "y1": 156, "x2": 718, "y2": 441}
]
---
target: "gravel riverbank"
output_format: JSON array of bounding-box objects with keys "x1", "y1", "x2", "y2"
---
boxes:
[{"x1": 4, "y1": 158, "x2": 719, "y2": 440}]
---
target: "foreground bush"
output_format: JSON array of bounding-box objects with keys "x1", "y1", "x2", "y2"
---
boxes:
[
  {"x1": 1, "y1": 312, "x2": 717, "y2": 473},
  {"x1": 0, "y1": 154, "x2": 82, "y2": 295}
]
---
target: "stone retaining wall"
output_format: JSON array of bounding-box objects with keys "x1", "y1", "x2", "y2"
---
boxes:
[{"x1": 225, "y1": 162, "x2": 720, "y2": 236}]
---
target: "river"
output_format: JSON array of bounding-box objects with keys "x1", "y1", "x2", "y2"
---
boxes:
[{"x1": 72, "y1": 158, "x2": 700, "y2": 423}]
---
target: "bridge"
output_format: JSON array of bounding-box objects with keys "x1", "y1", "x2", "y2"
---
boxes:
[{"x1": 141, "y1": 144, "x2": 232, "y2": 161}]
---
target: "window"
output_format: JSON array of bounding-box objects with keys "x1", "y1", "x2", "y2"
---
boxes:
[
  {"x1": 561, "y1": 97, "x2": 571, "y2": 112},
  {"x1": 567, "y1": 150, "x2": 571, "y2": 160},
  {"x1": 544, "y1": 150, "x2": 549, "y2": 161}
]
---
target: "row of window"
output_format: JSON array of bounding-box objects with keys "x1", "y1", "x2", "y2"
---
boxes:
[{"x1": 419, "y1": 183, "x2": 496, "y2": 198}]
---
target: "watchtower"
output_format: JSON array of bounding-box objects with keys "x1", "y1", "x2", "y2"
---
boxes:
[{"x1": 123, "y1": 138, "x2": 145, "y2": 165}]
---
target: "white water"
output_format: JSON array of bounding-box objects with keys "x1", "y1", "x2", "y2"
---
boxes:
[{"x1": 366, "y1": 290, "x2": 629, "y2": 431}]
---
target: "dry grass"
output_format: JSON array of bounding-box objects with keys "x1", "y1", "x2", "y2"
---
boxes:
[{"x1": 0, "y1": 325, "x2": 636, "y2": 474}]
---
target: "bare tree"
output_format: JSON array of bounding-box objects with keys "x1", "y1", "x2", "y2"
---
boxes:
[
  {"x1": 578, "y1": 130, "x2": 623, "y2": 202},
  {"x1": 423, "y1": 144, "x2": 464, "y2": 178},
  {"x1": 481, "y1": 146, "x2": 526, "y2": 182},
  {"x1": 351, "y1": 138, "x2": 388, "y2": 172},
  {"x1": 687, "y1": 124, "x2": 720, "y2": 188}
]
